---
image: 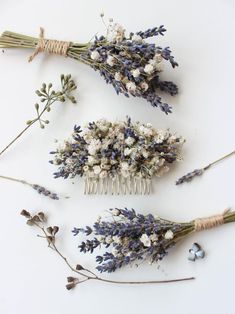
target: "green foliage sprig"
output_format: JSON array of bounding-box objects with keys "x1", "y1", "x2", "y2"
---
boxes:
[{"x1": 0, "y1": 74, "x2": 77, "y2": 157}]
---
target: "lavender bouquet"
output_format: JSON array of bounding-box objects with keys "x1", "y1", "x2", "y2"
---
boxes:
[
  {"x1": 0, "y1": 17, "x2": 178, "y2": 113},
  {"x1": 50, "y1": 117, "x2": 184, "y2": 194},
  {"x1": 73, "y1": 207, "x2": 235, "y2": 273}
]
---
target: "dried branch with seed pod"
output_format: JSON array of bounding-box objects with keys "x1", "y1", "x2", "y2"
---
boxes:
[{"x1": 0, "y1": 74, "x2": 77, "y2": 157}]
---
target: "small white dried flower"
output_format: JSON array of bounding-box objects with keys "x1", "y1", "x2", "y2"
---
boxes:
[
  {"x1": 121, "y1": 162, "x2": 129, "y2": 171},
  {"x1": 93, "y1": 165, "x2": 101, "y2": 175},
  {"x1": 124, "y1": 148, "x2": 132, "y2": 156},
  {"x1": 144, "y1": 64, "x2": 154, "y2": 75},
  {"x1": 125, "y1": 136, "x2": 135, "y2": 146},
  {"x1": 150, "y1": 234, "x2": 158, "y2": 242},
  {"x1": 87, "y1": 156, "x2": 96, "y2": 165},
  {"x1": 106, "y1": 55, "x2": 115, "y2": 66},
  {"x1": 83, "y1": 165, "x2": 89, "y2": 172},
  {"x1": 131, "y1": 34, "x2": 143, "y2": 43},
  {"x1": 99, "y1": 170, "x2": 108, "y2": 179},
  {"x1": 142, "y1": 150, "x2": 149, "y2": 158},
  {"x1": 164, "y1": 230, "x2": 174, "y2": 240},
  {"x1": 131, "y1": 68, "x2": 140, "y2": 78},
  {"x1": 154, "y1": 53, "x2": 163, "y2": 63},
  {"x1": 156, "y1": 131, "x2": 167, "y2": 144},
  {"x1": 139, "y1": 125, "x2": 152, "y2": 136},
  {"x1": 105, "y1": 236, "x2": 113, "y2": 244},
  {"x1": 140, "y1": 82, "x2": 149, "y2": 92},
  {"x1": 140, "y1": 234, "x2": 151, "y2": 247},
  {"x1": 112, "y1": 209, "x2": 120, "y2": 216},
  {"x1": 126, "y1": 81, "x2": 137, "y2": 93},
  {"x1": 112, "y1": 235, "x2": 122, "y2": 244},
  {"x1": 114, "y1": 72, "x2": 122, "y2": 81},
  {"x1": 109, "y1": 23, "x2": 125, "y2": 42},
  {"x1": 90, "y1": 50, "x2": 101, "y2": 61}
]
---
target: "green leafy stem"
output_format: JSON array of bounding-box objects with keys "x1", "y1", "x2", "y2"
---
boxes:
[{"x1": 0, "y1": 74, "x2": 77, "y2": 157}]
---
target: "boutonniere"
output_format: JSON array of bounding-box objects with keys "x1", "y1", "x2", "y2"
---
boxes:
[{"x1": 0, "y1": 15, "x2": 178, "y2": 113}]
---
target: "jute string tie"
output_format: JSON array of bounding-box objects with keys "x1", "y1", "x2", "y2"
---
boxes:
[
  {"x1": 28, "y1": 27, "x2": 70, "y2": 62},
  {"x1": 194, "y1": 208, "x2": 230, "y2": 231}
]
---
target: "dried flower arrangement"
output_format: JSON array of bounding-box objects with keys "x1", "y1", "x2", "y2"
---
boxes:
[
  {"x1": 50, "y1": 117, "x2": 184, "y2": 194},
  {"x1": 0, "y1": 74, "x2": 77, "y2": 157},
  {"x1": 176, "y1": 149, "x2": 235, "y2": 185},
  {"x1": 73, "y1": 207, "x2": 235, "y2": 273},
  {"x1": 21, "y1": 209, "x2": 195, "y2": 290},
  {"x1": 0, "y1": 174, "x2": 59, "y2": 200},
  {"x1": 0, "y1": 15, "x2": 178, "y2": 114}
]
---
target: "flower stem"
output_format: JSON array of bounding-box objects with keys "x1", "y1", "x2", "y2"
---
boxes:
[
  {"x1": 0, "y1": 174, "x2": 32, "y2": 186},
  {"x1": 0, "y1": 74, "x2": 76, "y2": 157},
  {"x1": 203, "y1": 149, "x2": 235, "y2": 170},
  {"x1": 0, "y1": 123, "x2": 33, "y2": 156}
]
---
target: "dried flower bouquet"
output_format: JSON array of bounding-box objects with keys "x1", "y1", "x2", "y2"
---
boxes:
[
  {"x1": 50, "y1": 117, "x2": 184, "y2": 194},
  {"x1": 73, "y1": 207, "x2": 235, "y2": 273},
  {"x1": 21, "y1": 209, "x2": 195, "y2": 290},
  {"x1": 0, "y1": 17, "x2": 178, "y2": 114}
]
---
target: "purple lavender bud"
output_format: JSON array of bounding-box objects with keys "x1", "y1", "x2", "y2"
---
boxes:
[
  {"x1": 176, "y1": 169, "x2": 204, "y2": 185},
  {"x1": 32, "y1": 184, "x2": 59, "y2": 200}
]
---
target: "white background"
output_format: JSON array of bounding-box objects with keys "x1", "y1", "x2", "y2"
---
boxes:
[{"x1": 0, "y1": 0, "x2": 235, "y2": 313}]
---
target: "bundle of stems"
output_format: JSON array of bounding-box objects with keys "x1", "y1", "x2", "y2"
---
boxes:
[
  {"x1": 21, "y1": 210, "x2": 195, "y2": 290},
  {"x1": 73, "y1": 207, "x2": 235, "y2": 273},
  {"x1": 0, "y1": 21, "x2": 178, "y2": 113}
]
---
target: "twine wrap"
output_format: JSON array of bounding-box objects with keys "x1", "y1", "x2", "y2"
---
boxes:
[
  {"x1": 28, "y1": 28, "x2": 70, "y2": 62},
  {"x1": 194, "y1": 208, "x2": 230, "y2": 231}
]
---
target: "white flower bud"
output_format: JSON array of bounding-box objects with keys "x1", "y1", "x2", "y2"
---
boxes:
[
  {"x1": 90, "y1": 50, "x2": 101, "y2": 61},
  {"x1": 164, "y1": 230, "x2": 174, "y2": 240},
  {"x1": 144, "y1": 64, "x2": 154, "y2": 75}
]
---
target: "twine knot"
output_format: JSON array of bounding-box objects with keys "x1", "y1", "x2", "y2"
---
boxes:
[
  {"x1": 194, "y1": 208, "x2": 230, "y2": 231},
  {"x1": 28, "y1": 27, "x2": 70, "y2": 62}
]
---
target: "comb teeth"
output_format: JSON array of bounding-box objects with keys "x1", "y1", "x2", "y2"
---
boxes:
[{"x1": 84, "y1": 177, "x2": 152, "y2": 195}]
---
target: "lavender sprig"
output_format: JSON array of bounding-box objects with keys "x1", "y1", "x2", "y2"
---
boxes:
[
  {"x1": 21, "y1": 210, "x2": 194, "y2": 291},
  {"x1": 176, "y1": 169, "x2": 204, "y2": 185},
  {"x1": 0, "y1": 174, "x2": 59, "y2": 200},
  {"x1": 176, "y1": 149, "x2": 235, "y2": 185}
]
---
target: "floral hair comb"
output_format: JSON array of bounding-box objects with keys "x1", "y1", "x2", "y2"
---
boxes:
[
  {"x1": 0, "y1": 15, "x2": 178, "y2": 114},
  {"x1": 50, "y1": 117, "x2": 184, "y2": 194}
]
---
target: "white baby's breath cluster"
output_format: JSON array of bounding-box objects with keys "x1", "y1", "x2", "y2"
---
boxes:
[{"x1": 51, "y1": 118, "x2": 184, "y2": 184}]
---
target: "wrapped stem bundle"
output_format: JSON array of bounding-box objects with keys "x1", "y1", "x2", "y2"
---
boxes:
[
  {"x1": 50, "y1": 117, "x2": 184, "y2": 194},
  {"x1": 72, "y1": 207, "x2": 235, "y2": 273},
  {"x1": 21, "y1": 209, "x2": 195, "y2": 290},
  {"x1": 0, "y1": 20, "x2": 178, "y2": 114}
]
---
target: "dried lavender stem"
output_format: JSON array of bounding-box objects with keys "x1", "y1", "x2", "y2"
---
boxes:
[
  {"x1": 0, "y1": 174, "x2": 59, "y2": 200},
  {"x1": 176, "y1": 149, "x2": 235, "y2": 185},
  {"x1": 32, "y1": 218, "x2": 195, "y2": 288},
  {"x1": 203, "y1": 149, "x2": 235, "y2": 170},
  {"x1": 0, "y1": 174, "x2": 31, "y2": 186}
]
